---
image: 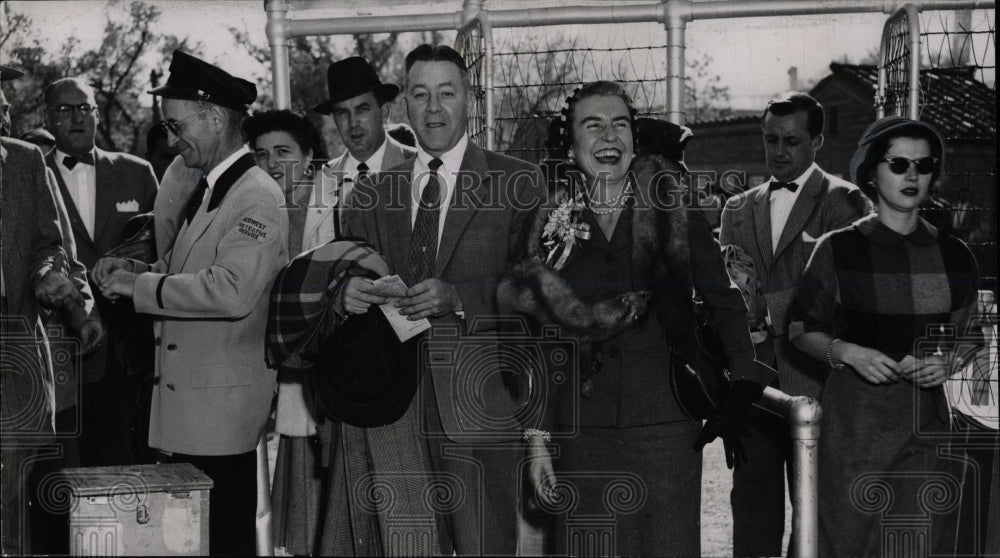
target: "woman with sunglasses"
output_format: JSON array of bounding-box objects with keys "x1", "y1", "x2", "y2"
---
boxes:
[{"x1": 788, "y1": 116, "x2": 980, "y2": 557}]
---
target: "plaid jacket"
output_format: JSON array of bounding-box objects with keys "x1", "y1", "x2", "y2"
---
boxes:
[{"x1": 265, "y1": 239, "x2": 389, "y2": 371}]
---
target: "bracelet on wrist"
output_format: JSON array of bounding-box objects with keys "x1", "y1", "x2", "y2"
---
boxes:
[
  {"x1": 523, "y1": 428, "x2": 551, "y2": 443},
  {"x1": 826, "y1": 338, "x2": 845, "y2": 371}
]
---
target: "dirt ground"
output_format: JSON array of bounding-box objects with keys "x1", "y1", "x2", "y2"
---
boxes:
[
  {"x1": 700, "y1": 438, "x2": 793, "y2": 557},
  {"x1": 266, "y1": 433, "x2": 793, "y2": 556}
]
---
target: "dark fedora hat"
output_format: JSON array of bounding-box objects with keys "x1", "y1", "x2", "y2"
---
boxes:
[
  {"x1": 312, "y1": 56, "x2": 399, "y2": 115},
  {"x1": 311, "y1": 305, "x2": 419, "y2": 428},
  {"x1": 0, "y1": 64, "x2": 24, "y2": 81},
  {"x1": 149, "y1": 50, "x2": 256, "y2": 112}
]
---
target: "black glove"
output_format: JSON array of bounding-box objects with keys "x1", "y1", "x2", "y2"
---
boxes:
[{"x1": 693, "y1": 380, "x2": 765, "y2": 469}]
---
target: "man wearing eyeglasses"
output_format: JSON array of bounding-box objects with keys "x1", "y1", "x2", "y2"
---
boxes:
[
  {"x1": 42, "y1": 77, "x2": 159, "y2": 469},
  {"x1": 94, "y1": 50, "x2": 288, "y2": 556},
  {"x1": 716, "y1": 91, "x2": 872, "y2": 557}
]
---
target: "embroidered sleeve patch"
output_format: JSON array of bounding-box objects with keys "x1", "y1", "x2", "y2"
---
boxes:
[{"x1": 238, "y1": 216, "x2": 269, "y2": 242}]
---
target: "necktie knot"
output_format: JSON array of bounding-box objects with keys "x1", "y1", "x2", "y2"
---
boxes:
[
  {"x1": 428, "y1": 158, "x2": 443, "y2": 172},
  {"x1": 356, "y1": 162, "x2": 369, "y2": 181},
  {"x1": 63, "y1": 152, "x2": 95, "y2": 170},
  {"x1": 769, "y1": 180, "x2": 798, "y2": 193}
]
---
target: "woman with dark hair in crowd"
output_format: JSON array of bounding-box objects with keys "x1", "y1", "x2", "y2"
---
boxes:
[
  {"x1": 244, "y1": 109, "x2": 329, "y2": 556},
  {"x1": 789, "y1": 116, "x2": 980, "y2": 557},
  {"x1": 499, "y1": 81, "x2": 774, "y2": 555}
]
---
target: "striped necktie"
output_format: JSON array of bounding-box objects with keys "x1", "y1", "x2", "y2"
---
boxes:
[{"x1": 403, "y1": 158, "x2": 443, "y2": 285}]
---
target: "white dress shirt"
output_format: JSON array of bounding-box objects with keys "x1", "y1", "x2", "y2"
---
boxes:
[
  {"x1": 203, "y1": 145, "x2": 252, "y2": 198},
  {"x1": 411, "y1": 133, "x2": 469, "y2": 247},
  {"x1": 305, "y1": 139, "x2": 390, "y2": 247},
  {"x1": 769, "y1": 162, "x2": 817, "y2": 251},
  {"x1": 339, "y1": 139, "x2": 387, "y2": 203},
  {"x1": 56, "y1": 148, "x2": 97, "y2": 239}
]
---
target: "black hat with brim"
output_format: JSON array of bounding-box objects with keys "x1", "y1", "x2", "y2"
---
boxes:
[
  {"x1": 0, "y1": 64, "x2": 24, "y2": 81},
  {"x1": 312, "y1": 56, "x2": 399, "y2": 115},
  {"x1": 311, "y1": 306, "x2": 419, "y2": 428},
  {"x1": 149, "y1": 50, "x2": 256, "y2": 112}
]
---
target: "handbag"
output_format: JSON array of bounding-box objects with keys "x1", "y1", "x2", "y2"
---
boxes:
[{"x1": 670, "y1": 297, "x2": 731, "y2": 420}]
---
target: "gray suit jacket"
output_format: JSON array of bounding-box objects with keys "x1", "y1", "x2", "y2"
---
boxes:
[
  {"x1": 344, "y1": 141, "x2": 543, "y2": 442},
  {"x1": 720, "y1": 166, "x2": 871, "y2": 398},
  {"x1": 1, "y1": 138, "x2": 76, "y2": 433}
]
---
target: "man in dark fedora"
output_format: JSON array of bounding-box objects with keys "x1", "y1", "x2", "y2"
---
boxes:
[
  {"x1": 312, "y1": 56, "x2": 415, "y2": 240},
  {"x1": 94, "y1": 50, "x2": 288, "y2": 556}
]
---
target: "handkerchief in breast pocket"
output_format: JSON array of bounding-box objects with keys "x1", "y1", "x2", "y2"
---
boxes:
[
  {"x1": 801, "y1": 230, "x2": 818, "y2": 243},
  {"x1": 116, "y1": 199, "x2": 139, "y2": 213}
]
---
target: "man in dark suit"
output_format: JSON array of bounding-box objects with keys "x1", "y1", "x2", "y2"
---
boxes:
[
  {"x1": 341, "y1": 44, "x2": 542, "y2": 555},
  {"x1": 313, "y1": 56, "x2": 416, "y2": 244},
  {"x1": 1, "y1": 63, "x2": 100, "y2": 555},
  {"x1": 719, "y1": 91, "x2": 871, "y2": 556},
  {"x1": 43, "y1": 77, "x2": 158, "y2": 467}
]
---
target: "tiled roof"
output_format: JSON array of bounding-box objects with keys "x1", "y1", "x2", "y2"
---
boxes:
[
  {"x1": 692, "y1": 62, "x2": 996, "y2": 139},
  {"x1": 687, "y1": 110, "x2": 759, "y2": 127},
  {"x1": 825, "y1": 62, "x2": 995, "y2": 139}
]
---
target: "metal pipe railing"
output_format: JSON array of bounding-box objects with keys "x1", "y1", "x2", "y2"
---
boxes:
[
  {"x1": 265, "y1": 0, "x2": 994, "y2": 121},
  {"x1": 266, "y1": 0, "x2": 292, "y2": 110},
  {"x1": 755, "y1": 386, "x2": 823, "y2": 558}
]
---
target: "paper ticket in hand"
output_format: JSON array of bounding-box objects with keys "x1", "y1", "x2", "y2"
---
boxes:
[{"x1": 371, "y1": 275, "x2": 430, "y2": 342}]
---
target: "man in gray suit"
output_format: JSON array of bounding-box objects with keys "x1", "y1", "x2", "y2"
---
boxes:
[
  {"x1": 312, "y1": 56, "x2": 415, "y2": 242},
  {"x1": 719, "y1": 91, "x2": 871, "y2": 556},
  {"x1": 340, "y1": 44, "x2": 542, "y2": 555},
  {"x1": 1, "y1": 64, "x2": 99, "y2": 555}
]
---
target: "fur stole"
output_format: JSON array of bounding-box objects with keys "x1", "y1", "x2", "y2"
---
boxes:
[{"x1": 498, "y1": 154, "x2": 696, "y2": 344}]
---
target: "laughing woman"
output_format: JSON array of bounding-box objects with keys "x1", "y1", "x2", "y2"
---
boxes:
[
  {"x1": 245, "y1": 109, "x2": 330, "y2": 556},
  {"x1": 499, "y1": 81, "x2": 774, "y2": 556},
  {"x1": 788, "y1": 117, "x2": 980, "y2": 557}
]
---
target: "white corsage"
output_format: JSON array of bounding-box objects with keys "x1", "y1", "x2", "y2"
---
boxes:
[{"x1": 542, "y1": 192, "x2": 591, "y2": 270}]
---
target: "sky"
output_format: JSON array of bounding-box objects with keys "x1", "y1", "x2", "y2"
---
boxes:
[{"x1": 4, "y1": 0, "x2": 995, "y2": 111}]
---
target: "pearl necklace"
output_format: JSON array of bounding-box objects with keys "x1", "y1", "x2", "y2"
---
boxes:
[{"x1": 583, "y1": 179, "x2": 633, "y2": 215}]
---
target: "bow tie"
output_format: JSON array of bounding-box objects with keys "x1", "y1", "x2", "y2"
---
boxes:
[
  {"x1": 769, "y1": 180, "x2": 798, "y2": 193},
  {"x1": 63, "y1": 153, "x2": 95, "y2": 170}
]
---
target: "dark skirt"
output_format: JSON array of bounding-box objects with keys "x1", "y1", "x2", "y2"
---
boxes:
[
  {"x1": 271, "y1": 434, "x2": 324, "y2": 556},
  {"x1": 551, "y1": 420, "x2": 703, "y2": 557},
  {"x1": 818, "y1": 372, "x2": 960, "y2": 558}
]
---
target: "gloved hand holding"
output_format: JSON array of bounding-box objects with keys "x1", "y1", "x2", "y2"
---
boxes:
[{"x1": 693, "y1": 379, "x2": 766, "y2": 469}]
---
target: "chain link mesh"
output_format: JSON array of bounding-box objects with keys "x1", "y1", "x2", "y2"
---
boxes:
[
  {"x1": 918, "y1": 10, "x2": 996, "y2": 285},
  {"x1": 879, "y1": 9, "x2": 916, "y2": 118},
  {"x1": 490, "y1": 24, "x2": 667, "y2": 163},
  {"x1": 456, "y1": 16, "x2": 492, "y2": 149}
]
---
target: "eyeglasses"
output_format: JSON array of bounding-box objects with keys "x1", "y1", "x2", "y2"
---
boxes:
[
  {"x1": 879, "y1": 156, "x2": 938, "y2": 175},
  {"x1": 46, "y1": 104, "x2": 97, "y2": 118},
  {"x1": 159, "y1": 109, "x2": 209, "y2": 136}
]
